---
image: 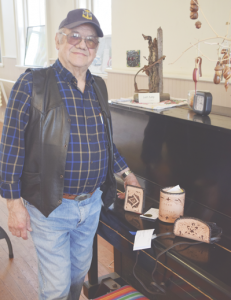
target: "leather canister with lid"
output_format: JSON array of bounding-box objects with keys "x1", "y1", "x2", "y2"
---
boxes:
[{"x1": 158, "y1": 187, "x2": 185, "y2": 223}]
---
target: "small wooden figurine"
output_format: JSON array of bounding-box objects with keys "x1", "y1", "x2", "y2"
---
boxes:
[
  {"x1": 193, "y1": 57, "x2": 202, "y2": 92},
  {"x1": 213, "y1": 61, "x2": 223, "y2": 84}
]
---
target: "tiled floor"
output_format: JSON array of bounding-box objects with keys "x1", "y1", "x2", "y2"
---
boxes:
[{"x1": 0, "y1": 100, "x2": 114, "y2": 300}]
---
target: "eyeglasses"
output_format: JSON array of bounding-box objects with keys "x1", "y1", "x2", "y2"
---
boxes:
[{"x1": 61, "y1": 32, "x2": 99, "y2": 49}]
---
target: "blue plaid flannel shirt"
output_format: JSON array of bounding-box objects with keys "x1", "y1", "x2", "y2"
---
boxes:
[{"x1": 0, "y1": 60, "x2": 128, "y2": 199}]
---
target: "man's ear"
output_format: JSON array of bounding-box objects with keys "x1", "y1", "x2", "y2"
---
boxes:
[{"x1": 55, "y1": 33, "x2": 60, "y2": 50}]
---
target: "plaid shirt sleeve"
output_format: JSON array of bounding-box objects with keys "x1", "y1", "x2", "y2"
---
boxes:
[
  {"x1": 113, "y1": 143, "x2": 128, "y2": 173},
  {"x1": 0, "y1": 72, "x2": 32, "y2": 199}
]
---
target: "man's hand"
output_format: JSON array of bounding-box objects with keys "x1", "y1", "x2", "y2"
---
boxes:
[
  {"x1": 117, "y1": 172, "x2": 141, "y2": 199},
  {"x1": 7, "y1": 198, "x2": 32, "y2": 240}
]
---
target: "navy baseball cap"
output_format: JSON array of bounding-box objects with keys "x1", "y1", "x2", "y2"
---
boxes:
[{"x1": 59, "y1": 9, "x2": 104, "y2": 37}]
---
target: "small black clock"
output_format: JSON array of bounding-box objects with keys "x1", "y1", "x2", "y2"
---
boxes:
[
  {"x1": 193, "y1": 91, "x2": 212, "y2": 116},
  {"x1": 193, "y1": 114, "x2": 211, "y2": 125}
]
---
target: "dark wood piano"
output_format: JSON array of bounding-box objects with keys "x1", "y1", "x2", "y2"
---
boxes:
[{"x1": 85, "y1": 102, "x2": 231, "y2": 300}]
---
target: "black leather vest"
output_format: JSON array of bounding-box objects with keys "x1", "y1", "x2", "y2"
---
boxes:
[{"x1": 21, "y1": 67, "x2": 116, "y2": 217}]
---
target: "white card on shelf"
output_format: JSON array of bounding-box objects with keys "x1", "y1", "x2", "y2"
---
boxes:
[
  {"x1": 133, "y1": 229, "x2": 155, "y2": 251},
  {"x1": 140, "y1": 208, "x2": 159, "y2": 220}
]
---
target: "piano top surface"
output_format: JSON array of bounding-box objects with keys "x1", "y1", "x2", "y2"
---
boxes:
[
  {"x1": 109, "y1": 102, "x2": 231, "y2": 131},
  {"x1": 104, "y1": 102, "x2": 231, "y2": 298}
]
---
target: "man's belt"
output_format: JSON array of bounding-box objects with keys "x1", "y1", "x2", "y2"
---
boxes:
[{"x1": 63, "y1": 190, "x2": 95, "y2": 201}]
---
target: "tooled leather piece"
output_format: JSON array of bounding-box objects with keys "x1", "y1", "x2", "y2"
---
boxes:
[
  {"x1": 159, "y1": 188, "x2": 185, "y2": 223},
  {"x1": 174, "y1": 218, "x2": 210, "y2": 243}
]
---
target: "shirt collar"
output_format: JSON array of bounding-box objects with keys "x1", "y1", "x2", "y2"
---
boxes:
[{"x1": 53, "y1": 59, "x2": 95, "y2": 86}]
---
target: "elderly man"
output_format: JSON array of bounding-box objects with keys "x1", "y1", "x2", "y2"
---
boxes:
[{"x1": 0, "y1": 8, "x2": 139, "y2": 300}]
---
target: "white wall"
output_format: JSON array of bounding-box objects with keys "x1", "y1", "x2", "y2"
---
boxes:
[
  {"x1": 1, "y1": 0, "x2": 229, "y2": 77},
  {"x1": 111, "y1": 0, "x2": 230, "y2": 79},
  {"x1": 0, "y1": 0, "x2": 16, "y2": 58},
  {"x1": 46, "y1": 0, "x2": 75, "y2": 60},
  {"x1": 0, "y1": 0, "x2": 231, "y2": 106}
]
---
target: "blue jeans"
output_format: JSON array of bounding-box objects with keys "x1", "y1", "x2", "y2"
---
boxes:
[{"x1": 25, "y1": 188, "x2": 102, "y2": 300}]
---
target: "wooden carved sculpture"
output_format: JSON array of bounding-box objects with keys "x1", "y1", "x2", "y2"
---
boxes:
[
  {"x1": 134, "y1": 56, "x2": 166, "y2": 93},
  {"x1": 134, "y1": 27, "x2": 166, "y2": 93}
]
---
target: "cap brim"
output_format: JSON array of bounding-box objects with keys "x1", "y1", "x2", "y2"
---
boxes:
[{"x1": 60, "y1": 20, "x2": 104, "y2": 37}]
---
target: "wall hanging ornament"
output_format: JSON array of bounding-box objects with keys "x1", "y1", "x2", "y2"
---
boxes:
[
  {"x1": 213, "y1": 61, "x2": 223, "y2": 84},
  {"x1": 0, "y1": 85, "x2": 2, "y2": 107},
  {"x1": 170, "y1": 0, "x2": 231, "y2": 92},
  {"x1": 195, "y1": 21, "x2": 202, "y2": 29},
  {"x1": 190, "y1": 0, "x2": 198, "y2": 20},
  {"x1": 192, "y1": 56, "x2": 202, "y2": 94},
  {"x1": 127, "y1": 50, "x2": 140, "y2": 68}
]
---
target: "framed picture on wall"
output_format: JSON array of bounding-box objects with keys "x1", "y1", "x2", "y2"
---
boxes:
[{"x1": 126, "y1": 50, "x2": 140, "y2": 67}]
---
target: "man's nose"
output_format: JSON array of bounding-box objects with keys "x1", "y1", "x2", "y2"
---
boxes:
[{"x1": 76, "y1": 38, "x2": 87, "y2": 49}]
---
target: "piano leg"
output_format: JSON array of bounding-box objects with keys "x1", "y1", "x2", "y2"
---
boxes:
[
  {"x1": 114, "y1": 247, "x2": 123, "y2": 275},
  {"x1": 83, "y1": 235, "x2": 125, "y2": 298},
  {"x1": 83, "y1": 234, "x2": 99, "y2": 298},
  {"x1": 89, "y1": 234, "x2": 98, "y2": 285}
]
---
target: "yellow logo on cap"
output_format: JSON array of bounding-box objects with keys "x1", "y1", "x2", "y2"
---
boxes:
[{"x1": 82, "y1": 9, "x2": 92, "y2": 20}]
